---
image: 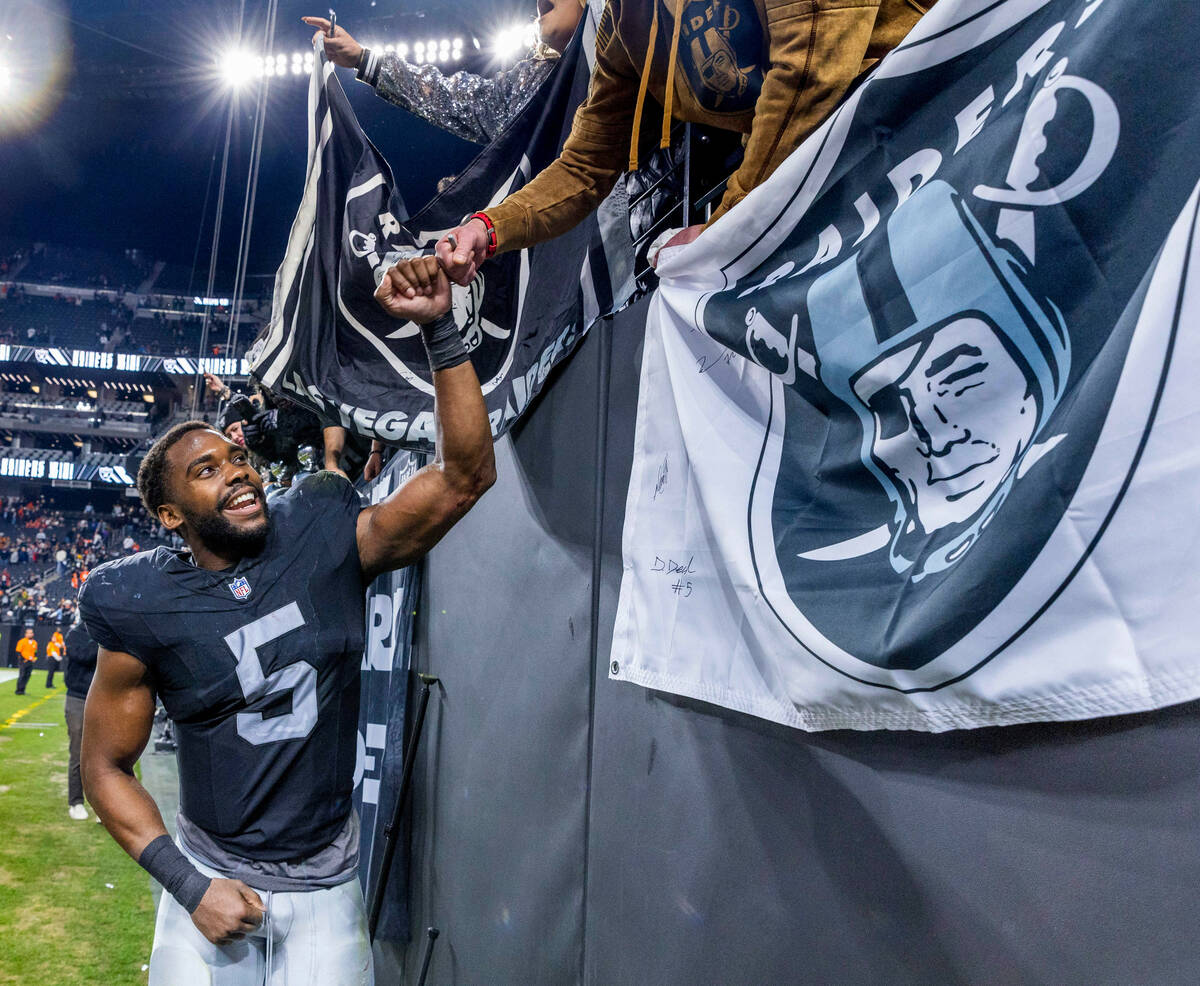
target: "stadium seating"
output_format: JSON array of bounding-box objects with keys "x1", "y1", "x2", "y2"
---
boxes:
[
  {"x1": 20, "y1": 243, "x2": 152, "y2": 293},
  {"x1": 0, "y1": 292, "x2": 123, "y2": 349},
  {"x1": 0, "y1": 291, "x2": 256, "y2": 358}
]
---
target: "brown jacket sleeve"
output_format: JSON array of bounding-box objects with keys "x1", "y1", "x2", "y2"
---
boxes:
[
  {"x1": 711, "y1": 0, "x2": 890, "y2": 222},
  {"x1": 487, "y1": 3, "x2": 638, "y2": 254}
]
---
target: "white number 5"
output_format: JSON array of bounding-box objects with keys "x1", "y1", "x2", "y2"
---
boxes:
[{"x1": 224, "y1": 602, "x2": 317, "y2": 745}]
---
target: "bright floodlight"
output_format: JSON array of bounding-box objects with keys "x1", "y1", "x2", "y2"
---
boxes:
[
  {"x1": 493, "y1": 23, "x2": 536, "y2": 61},
  {"x1": 218, "y1": 48, "x2": 257, "y2": 88}
]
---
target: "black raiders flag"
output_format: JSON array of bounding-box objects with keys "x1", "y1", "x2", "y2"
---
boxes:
[{"x1": 251, "y1": 26, "x2": 626, "y2": 448}]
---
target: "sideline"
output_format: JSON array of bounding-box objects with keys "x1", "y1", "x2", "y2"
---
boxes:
[{"x1": 1, "y1": 688, "x2": 63, "y2": 732}]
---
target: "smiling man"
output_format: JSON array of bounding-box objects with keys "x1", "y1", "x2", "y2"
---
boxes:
[{"x1": 79, "y1": 256, "x2": 494, "y2": 985}]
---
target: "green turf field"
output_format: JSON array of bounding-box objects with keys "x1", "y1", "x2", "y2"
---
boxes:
[{"x1": 0, "y1": 678, "x2": 154, "y2": 986}]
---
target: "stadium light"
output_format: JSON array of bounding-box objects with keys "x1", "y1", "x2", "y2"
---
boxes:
[
  {"x1": 217, "y1": 48, "x2": 257, "y2": 88},
  {"x1": 493, "y1": 23, "x2": 537, "y2": 61},
  {"x1": 217, "y1": 37, "x2": 469, "y2": 80}
]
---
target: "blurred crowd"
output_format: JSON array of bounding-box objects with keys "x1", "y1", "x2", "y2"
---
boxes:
[{"x1": 0, "y1": 493, "x2": 174, "y2": 624}]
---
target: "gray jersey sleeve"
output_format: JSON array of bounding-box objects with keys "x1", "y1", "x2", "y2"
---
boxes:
[{"x1": 355, "y1": 49, "x2": 557, "y2": 145}]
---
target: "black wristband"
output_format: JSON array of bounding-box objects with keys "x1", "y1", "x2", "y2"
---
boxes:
[
  {"x1": 420, "y1": 312, "x2": 470, "y2": 372},
  {"x1": 139, "y1": 835, "x2": 212, "y2": 914}
]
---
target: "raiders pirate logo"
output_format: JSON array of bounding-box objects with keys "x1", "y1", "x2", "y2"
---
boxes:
[
  {"x1": 338, "y1": 190, "x2": 527, "y2": 401},
  {"x1": 698, "y1": 1, "x2": 1197, "y2": 690},
  {"x1": 673, "y1": 0, "x2": 764, "y2": 114}
]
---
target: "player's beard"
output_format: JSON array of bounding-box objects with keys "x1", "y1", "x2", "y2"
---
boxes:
[{"x1": 186, "y1": 499, "x2": 271, "y2": 559}]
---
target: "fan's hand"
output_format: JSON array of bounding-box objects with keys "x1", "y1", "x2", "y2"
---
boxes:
[
  {"x1": 435, "y1": 219, "x2": 490, "y2": 286},
  {"x1": 301, "y1": 17, "x2": 363, "y2": 68}
]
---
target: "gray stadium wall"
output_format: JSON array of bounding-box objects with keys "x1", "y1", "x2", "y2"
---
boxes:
[{"x1": 378, "y1": 297, "x2": 1200, "y2": 985}]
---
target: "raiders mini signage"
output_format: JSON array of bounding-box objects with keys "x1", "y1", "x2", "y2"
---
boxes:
[
  {"x1": 354, "y1": 449, "x2": 423, "y2": 942},
  {"x1": 251, "y1": 19, "x2": 628, "y2": 449},
  {"x1": 611, "y1": 0, "x2": 1200, "y2": 731}
]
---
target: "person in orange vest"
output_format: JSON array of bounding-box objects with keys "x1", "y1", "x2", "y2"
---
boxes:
[
  {"x1": 14, "y1": 628, "x2": 37, "y2": 695},
  {"x1": 45, "y1": 627, "x2": 64, "y2": 689}
]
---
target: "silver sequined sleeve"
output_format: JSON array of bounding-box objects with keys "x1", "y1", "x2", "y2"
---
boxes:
[{"x1": 356, "y1": 49, "x2": 557, "y2": 145}]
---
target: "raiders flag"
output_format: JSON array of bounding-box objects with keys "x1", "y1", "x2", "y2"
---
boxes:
[
  {"x1": 251, "y1": 21, "x2": 627, "y2": 447},
  {"x1": 355, "y1": 448, "x2": 423, "y2": 942},
  {"x1": 611, "y1": 0, "x2": 1200, "y2": 731}
]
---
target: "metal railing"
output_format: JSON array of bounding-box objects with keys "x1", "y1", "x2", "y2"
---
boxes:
[{"x1": 630, "y1": 123, "x2": 735, "y2": 291}]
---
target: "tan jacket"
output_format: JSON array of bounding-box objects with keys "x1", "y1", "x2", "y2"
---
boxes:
[{"x1": 488, "y1": 0, "x2": 931, "y2": 253}]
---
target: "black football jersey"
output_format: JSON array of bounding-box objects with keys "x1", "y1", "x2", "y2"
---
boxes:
[{"x1": 79, "y1": 472, "x2": 367, "y2": 862}]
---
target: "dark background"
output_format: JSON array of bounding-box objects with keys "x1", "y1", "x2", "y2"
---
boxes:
[{"x1": 0, "y1": 0, "x2": 529, "y2": 290}]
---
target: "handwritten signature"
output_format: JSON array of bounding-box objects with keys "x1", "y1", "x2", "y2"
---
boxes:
[
  {"x1": 696, "y1": 351, "x2": 735, "y2": 375},
  {"x1": 651, "y1": 554, "x2": 696, "y2": 575},
  {"x1": 653, "y1": 455, "x2": 669, "y2": 500}
]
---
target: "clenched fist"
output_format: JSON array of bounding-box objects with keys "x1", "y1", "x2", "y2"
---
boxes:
[
  {"x1": 374, "y1": 255, "x2": 452, "y2": 324},
  {"x1": 191, "y1": 878, "x2": 265, "y2": 946}
]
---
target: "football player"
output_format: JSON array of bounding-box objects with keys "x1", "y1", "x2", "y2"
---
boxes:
[{"x1": 80, "y1": 256, "x2": 494, "y2": 985}]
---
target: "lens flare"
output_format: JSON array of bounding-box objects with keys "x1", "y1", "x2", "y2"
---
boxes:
[
  {"x1": 0, "y1": 0, "x2": 71, "y2": 138},
  {"x1": 217, "y1": 48, "x2": 257, "y2": 89}
]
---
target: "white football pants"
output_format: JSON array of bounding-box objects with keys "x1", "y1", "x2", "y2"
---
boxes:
[{"x1": 148, "y1": 850, "x2": 374, "y2": 986}]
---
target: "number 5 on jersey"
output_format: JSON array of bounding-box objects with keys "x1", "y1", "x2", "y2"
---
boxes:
[{"x1": 224, "y1": 602, "x2": 318, "y2": 745}]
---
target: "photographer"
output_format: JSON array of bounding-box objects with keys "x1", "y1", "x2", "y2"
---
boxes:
[{"x1": 207, "y1": 375, "x2": 327, "y2": 484}]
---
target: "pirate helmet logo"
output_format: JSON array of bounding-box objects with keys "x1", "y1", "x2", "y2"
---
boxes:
[
  {"x1": 452, "y1": 274, "x2": 487, "y2": 352},
  {"x1": 805, "y1": 181, "x2": 1070, "y2": 582},
  {"x1": 679, "y1": 0, "x2": 762, "y2": 112}
]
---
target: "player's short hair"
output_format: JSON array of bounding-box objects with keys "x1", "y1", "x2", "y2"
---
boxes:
[{"x1": 137, "y1": 420, "x2": 218, "y2": 517}]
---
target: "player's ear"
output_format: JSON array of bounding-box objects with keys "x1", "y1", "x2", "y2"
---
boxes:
[{"x1": 157, "y1": 502, "x2": 184, "y2": 533}]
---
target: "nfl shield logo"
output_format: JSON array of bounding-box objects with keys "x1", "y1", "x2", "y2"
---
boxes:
[{"x1": 229, "y1": 577, "x2": 252, "y2": 601}]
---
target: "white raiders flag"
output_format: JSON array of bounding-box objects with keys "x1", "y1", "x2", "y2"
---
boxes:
[
  {"x1": 251, "y1": 13, "x2": 631, "y2": 448},
  {"x1": 611, "y1": 0, "x2": 1200, "y2": 731}
]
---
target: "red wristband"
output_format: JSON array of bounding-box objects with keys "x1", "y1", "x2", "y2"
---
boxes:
[{"x1": 468, "y1": 212, "x2": 498, "y2": 259}]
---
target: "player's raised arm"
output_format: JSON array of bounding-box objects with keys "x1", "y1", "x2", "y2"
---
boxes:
[
  {"x1": 357, "y1": 255, "x2": 496, "y2": 578},
  {"x1": 82, "y1": 647, "x2": 266, "y2": 945}
]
